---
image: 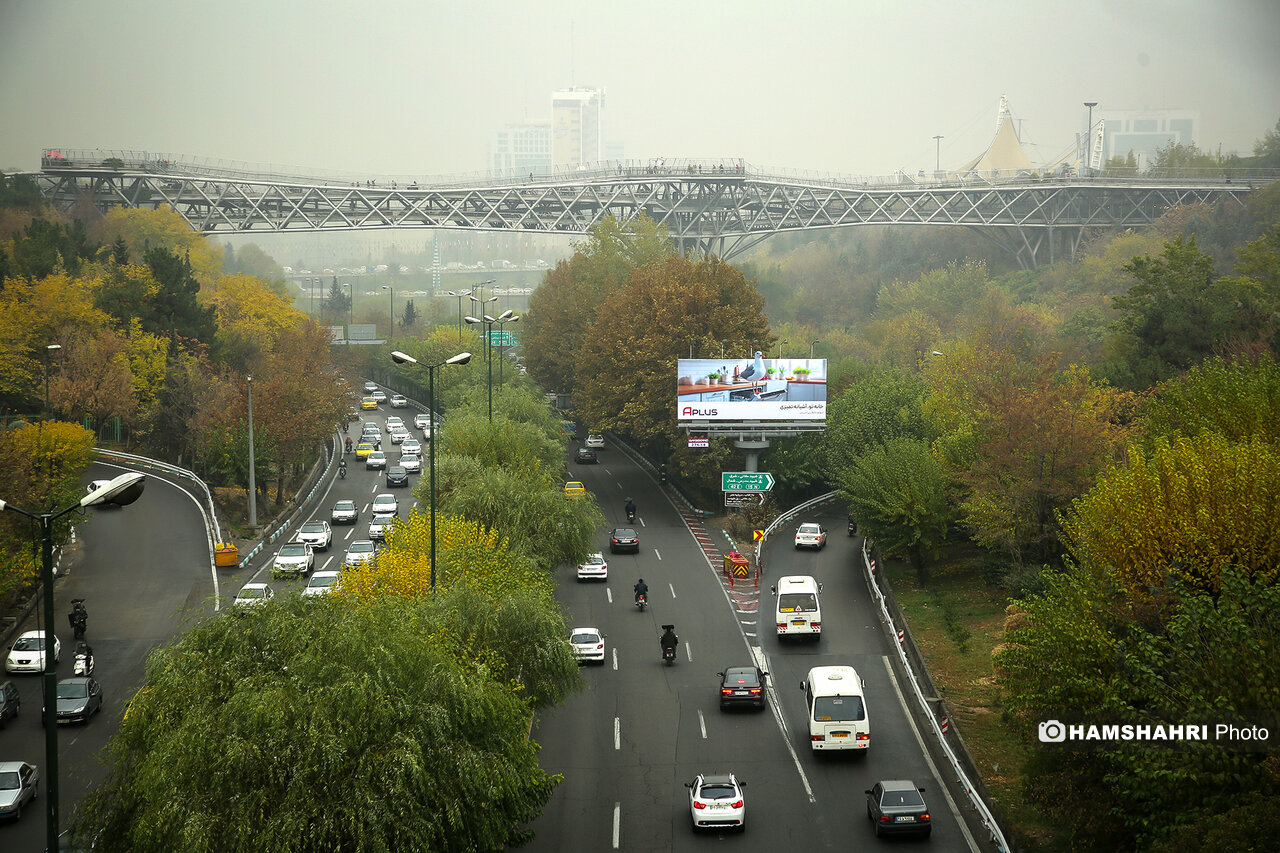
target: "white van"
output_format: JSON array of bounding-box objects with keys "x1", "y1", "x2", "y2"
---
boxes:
[
  {"x1": 772, "y1": 575, "x2": 822, "y2": 640},
  {"x1": 802, "y1": 666, "x2": 869, "y2": 751}
]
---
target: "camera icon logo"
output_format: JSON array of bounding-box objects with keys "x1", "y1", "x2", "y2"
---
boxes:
[{"x1": 1038, "y1": 720, "x2": 1067, "y2": 743}]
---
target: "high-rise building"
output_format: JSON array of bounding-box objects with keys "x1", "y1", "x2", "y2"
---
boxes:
[
  {"x1": 1099, "y1": 108, "x2": 1200, "y2": 168},
  {"x1": 552, "y1": 87, "x2": 604, "y2": 168},
  {"x1": 489, "y1": 123, "x2": 553, "y2": 177}
]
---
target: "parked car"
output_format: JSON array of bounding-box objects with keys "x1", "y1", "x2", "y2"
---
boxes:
[
  {"x1": 5, "y1": 631, "x2": 59, "y2": 674},
  {"x1": 685, "y1": 773, "x2": 746, "y2": 831},
  {"x1": 794, "y1": 523, "x2": 827, "y2": 550},
  {"x1": 0, "y1": 761, "x2": 39, "y2": 821},
  {"x1": 610, "y1": 527, "x2": 639, "y2": 554},
  {"x1": 331, "y1": 500, "x2": 358, "y2": 524},
  {"x1": 569, "y1": 627, "x2": 606, "y2": 664},
  {"x1": 576, "y1": 552, "x2": 608, "y2": 581},
  {"x1": 297, "y1": 520, "x2": 332, "y2": 551},
  {"x1": 234, "y1": 583, "x2": 275, "y2": 608},
  {"x1": 717, "y1": 665, "x2": 768, "y2": 710},
  {"x1": 390, "y1": 394, "x2": 408, "y2": 408},
  {"x1": 865, "y1": 780, "x2": 931, "y2": 837},
  {"x1": 52, "y1": 676, "x2": 103, "y2": 723},
  {"x1": 386, "y1": 466, "x2": 409, "y2": 488},
  {"x1": 574, "y1": 448, "x2": 598, "y2": 464},
  {"x1": 272, "y1": 541, "x2": 314, "y2": 578}
]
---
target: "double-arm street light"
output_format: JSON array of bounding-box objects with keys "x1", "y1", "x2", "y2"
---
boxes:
[
  {"x1": 1, "y1": 471, "x2": 146, "y2": 852},
  {"x1": 380, "y1": 284, "x2": 395, "y2": 340},
  {"x1": 1084, "y1": 101, "x2": 1098, "y2": 176},
  {"x1": 445, "y1": 289, "x2": 473, "y2": 342},
  {"x1": 43, "y1": 344, "x2": 61, "y2": 418},
  {"x1": 495, "y1": 313, "x2": 520, "y2": 387},
  {"x1": 465, "y1": 309, "x2": 513, "y2": 422},
  {"x1": 389, "y1": 351, "x2": 471, "y2": 594}
]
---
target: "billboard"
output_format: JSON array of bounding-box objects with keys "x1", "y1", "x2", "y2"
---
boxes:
[{"x1": 677, "y1": 355, "x2": 827, "y2": 421}]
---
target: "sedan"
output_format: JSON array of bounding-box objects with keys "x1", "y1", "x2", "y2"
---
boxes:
[
  {"x1": 302, "y1": 570, "x2": 341, "y2": 598},
  {"x1": 365, "y1": 450, "x2": 387, "y2": 470},
  {"x1": 370, "y1": 390, "x2": 387, "y2": 403},
  {"x1": 53, "y1": 676, "x2": 103, "y2": 723},
  {"x1": 386, "y1": 466, "x2": 409, "y2": 488},
  {"x1": 794, "y1": 523, "x2": 827, "y2": 550},
  {"x1": 399, "y1": 453, "x2": 421, "y2": 473},
  {"x1": 369, "y1": 513, "x2": 395, "y2": 541},
  {"x1": 576, "y1": 552, "x2": 608, "y2": 582},
  {"x1": 389, "y1": 427, "x2": 409, "y2": 445},
  {"x1": 569, "y1": 627, "x2": 606, "y2": 664},
  {"x1": 360, "y1": 396, "x2": 379, "y2": 410},
  {"x1": 564, "y1": 481, "x2": 585, "y2": 497},
  {"x1": 0, "y1": 761, "x2": 39, "y2": 821},
  {"x1": 385, "y1": 416, "x2": 405, "y2": 431},
  {"x1": 234, "y1": 583, "x2": 275, "y2": 608},
  {"x1": 355, "y1": 441, "x2": 376, "y2": 458},
  {"x1": 685, "y1": 773, "x2": 746, "y2": 831},
  {"x1": 401, "y1": 438, "x2": 422, "y2": 455},
  {"x1": 372, "y1": 493, "x2": 398, "y2": 515},
  {"x1": 609, "y1": 527, "x2": 639, "y2": 554},
  {"x1": 297, "y1": 520, "x2": 332, "y2": 551},
  {"x1": 574, "y1": 447, "x2": 598, "y2": 464},
  {"x1": 331, "y1": 500, "x2": 358, "y2": 524},
  {"x1": 865, "y1": 780, "x2": 931, "y2": 837},
  {"x1": 344, "y1": 540, "x2": 377, "y2": 567},
  {"x1": 585, "y1": 433, "x2": 605, "y2": 449},
  {"x1": 272, "y1": 541, "x2": 314, "y2": 578},
  {"x1": 363, "y1": 381, "x2": 378, "y2": 393},
  {"x1": 717, "y1": 666, "x2": 768, "y2": 710},
  {"x1": 414, "y1": 412, "x2": 433, "y2": 430},
  {"x1": 390, "y1": 394, "x2": 408, "y2": 408},
  {"x1": 5, "y1": 631, "x2": 60, "y2": 674}
]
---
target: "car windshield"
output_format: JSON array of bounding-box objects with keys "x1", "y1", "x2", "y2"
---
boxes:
[
  {"x1": 586, "y1": 555, "x2": 605, "y2": 565},
  {"x1": 58, "y1": 681, "x2": 89, "y2": 699},
  {"x1": 280, "y1": 544, "x2": 307, "y2": 556},
  {"x1": 614, "y1": 529, "x2": 636, "y2": 538},
  {"x1": 813, "y1": 695, "x2": 865, "y2": 722},
  {"x1": 240, "y1": 587, "x2": 266, "y2": 599},
  {"x1": 308, "y1": 575, "x2": 338, "y2": 588},
  {"x1": 724, "y1": 668, "x2": 759, "y2": 686},
  {"x1": 571, "y1": 632, "x2": 599, "y2": 644},
  {"x1": 351, "y1": 542, "x2": 374, "y2": 553},
  {"x1": 13, "y1": 636, "x2": 45, "y2": 651},
  {"x1": 778, "y1": 593, "x2": 817, "y2": 613},
  {"x1": 881, "y1": 788, "x2": 926, "y2": 808},
  {"x1": 335, "y1": 502, "x2": 354, "y2": 512},
  {"x1": 698, "y1": 783, "x2": 737, "y2": 800},
  {"x1": 0, "y1": 771, "x2": 18, "y2": 789},
  {"x1": 302, "y1": 523, "x2": 325, "y2": 534},
  {"x1": 799, "y1": 525, "x2": 821, "y2": 535}
]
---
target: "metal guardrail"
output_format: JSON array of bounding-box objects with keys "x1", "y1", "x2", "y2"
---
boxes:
[{"x1": 95, "y1": 448, "x2": 222, "y2": 549}]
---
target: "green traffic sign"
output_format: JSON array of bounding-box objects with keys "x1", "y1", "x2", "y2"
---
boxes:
[
  {"x1": 487, "y1": 330, "x2": 517, "y2": 346},
  {"x1": 721, "y1": 472, "x2": 775, "y2": 492}
]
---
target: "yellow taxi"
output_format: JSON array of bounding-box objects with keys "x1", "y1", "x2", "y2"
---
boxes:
[
  {"x1": 360, "y1": 396, "x2": 379, "y2": 410},
  {"x1": 355, "y1": 441, "x2": 376, "y2": 458},
  {"x1": 564, "y1": 480, "x2": 586, "y2": 497}
]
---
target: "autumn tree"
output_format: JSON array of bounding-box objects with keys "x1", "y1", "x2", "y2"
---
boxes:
[
  {"x1": 95, "y1": 206, "x2": 223, "y2": 283},
  {"x1": 206, "y1": 272, "x2": 306, "y2": 371},
  {"x1": 49, "y1": 328, "x2": 140, "y2": 437},
  {"x1": 1139, "y1": 354, "x2": 1280, "y2": 446}
]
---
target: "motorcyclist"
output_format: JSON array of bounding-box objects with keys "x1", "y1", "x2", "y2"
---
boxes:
[
  {"x1": 633, "y1": 578, "x2": 648, "y2": 603},
  {"x1": 660, "y1": 624, "x2": 679, "y2": 653},
  {"x1": 68, "y1": 599, "x2": 87, "y2": 640},
  {"x1": 345, "y1": 437, "x2": 353, "y2": 454},
  {"x1": 625, "y1": 497, "x2": 636, "y2": 520},
  {"x1": 338, "y1": 458, "x2": 348, "y2": 478}
]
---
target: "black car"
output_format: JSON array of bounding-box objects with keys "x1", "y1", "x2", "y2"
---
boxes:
[
  {"x1": 574, "y1": 447, "x2": 598, "y2": 464},
  {"x1": 717, "y1": 665, "x2": 768, "y2": 710},
  {"x1": 609, "y1": 527, "x2": 639, "y2": 554},
  {"x1": 865, "y1": 780, "x2": 931, "y2": 837},
  {"x1": 386, "y1": 466, "x2": 409, "y2": 488}
]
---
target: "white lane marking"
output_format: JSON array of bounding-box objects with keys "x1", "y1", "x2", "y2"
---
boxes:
[
  {"x1": 322, "y1": 556, "x2": 334, "y2": 570},
  {"x1": 654, "y1": 549, "x2": 662, "y2": 560},
  {"x1": 612, "y1": 648, "x2": 618, "y2": 670},
  {"x1": 614, "y1": 717, "x2": 621, "y2": 750},
  {"x1": 740, "y1": 619, "x2": 756, "y2": 625},
  {"x1": 753, "y1": 644, "x2": 816, "y2": 803},
  {"x1": 882, "y1": 655, "x2": 980, "y2": 852},
  {"x1": 612, "y1": 803, "x2": 620, "y2": 849},
  {"x1": 684, "y1": 642, "x2": 692, "y2": 662},
  {"x1": 698, "y1": 709, "x2": 707, "y2": 739},
  {"x1": 639, "y1": 517, "x2": 645, "y2": 527},
  {"x1": 606, "y1": 587, "x2": 613, "y2": 605},
  {"x1": 668, "y1": 582, "x2": 676, "y2": 599}
]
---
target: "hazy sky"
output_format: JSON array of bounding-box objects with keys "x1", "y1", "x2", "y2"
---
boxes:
[{"x1": 3, "y1": 0, "x2": 1278, "y2": 178}]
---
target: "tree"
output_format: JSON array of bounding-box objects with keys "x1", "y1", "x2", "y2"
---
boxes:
[
  {"x1": 96, "y1": 206, "x2": 223, "y2": 283},
  {"x1": 8, "y1": 217, "x2": 96, "y2": 279},
  {"x1": 206, "y1": 273, "x2": 306, "y2": 371},
  {"x1": 323, "y1": 277, "x2": 350, "y2": 320},
  {"x1": 400, "y1": 298, "x2": 417, "y2": 327},
  {"x1": 824, "y1": 367, "x2": 930, "y2": 480},
  {"x1": 49, "y1": 329, "x2": 140, "y2": 437},
  {"x1": 143, "y1": 246, "x2": 217, "y2": 347},
  {"x1": 1140, "y1": 355, "x2": 1280, "y2": 446}
]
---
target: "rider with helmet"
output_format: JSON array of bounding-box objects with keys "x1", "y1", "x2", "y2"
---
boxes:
[{"x1": 633, "y1": 578, "x2": 648, "y2": 603}]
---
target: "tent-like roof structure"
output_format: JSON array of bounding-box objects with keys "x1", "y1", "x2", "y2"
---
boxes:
[{"x1": 960, "y1": 95, "x2": 1036, "y2": 174}]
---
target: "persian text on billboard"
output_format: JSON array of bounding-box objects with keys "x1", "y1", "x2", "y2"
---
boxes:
[{"x1": 676, "y1": 356, "x2": 827, "y2": 422}]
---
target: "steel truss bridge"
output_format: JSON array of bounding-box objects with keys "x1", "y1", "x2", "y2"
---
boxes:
[{"x1": 27, "y1": 150, "x2": 1273, "y2": 268}]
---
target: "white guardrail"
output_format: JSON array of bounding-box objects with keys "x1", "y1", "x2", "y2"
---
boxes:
[{"x1": 757, "y1": 492, "x2": 1009, "y2": 851}]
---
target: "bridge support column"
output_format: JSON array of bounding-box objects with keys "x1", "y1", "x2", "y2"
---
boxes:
[{"x1": 735, "y1": 437, "x2": 770, "y2": 471}]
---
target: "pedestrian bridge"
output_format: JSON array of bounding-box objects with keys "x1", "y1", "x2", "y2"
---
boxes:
[{"x1": 27, "y1": 149, "x2": 1274, "y2": 268}]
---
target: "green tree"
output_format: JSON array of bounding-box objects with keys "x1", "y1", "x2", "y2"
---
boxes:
[
  {"x1": 143, "y1": 246, "x2": 217, "y2": 346},
  {"x1": 8, "y1": 217, "x2": 96, "y2": 279},
  {"x1": 824, "y1": 367, "x2": 930, "y2": 479},
  {"x1": 400, "y1": 298, "x2": 418, "y2": 327},
  {"x1": 1140, "y1": 355, "x2": 1280, "y2": 446},
  {"x1": 323, "y1": 277, "x2": 351, "y2": 319}
]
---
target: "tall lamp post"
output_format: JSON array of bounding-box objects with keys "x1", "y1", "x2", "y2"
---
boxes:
[
  {"x1": 933, "y1": 135, "x2": 943, "y2": 174},
  {"x1": 380, "y1": 284, "x2": 395, "y2": 341},
  {"x1": 246, "y1": 375, "x2": 258, "y2": 529},
  {"x1": 777, "y1": 339, "x2": 788, "y2": 358},
  {"x1": 389, "y1": 351, "x2": 470, "y2": 594},
  {"x1": 1, "y1": 471, "x2": 146, "y2": 852},
  {"x1": 445, "y1": 289, "x2": 472, "y2": 343},
  {"x1": 341, "y1": 282, "x2": 353, "y2": 338},
  {"x1": 495, "y1": 313, "x2": 520, "y2": 387},
  {"x1": 810, "y1": 339, "x2": 820, "y2": 359},
  {"x1": 1084, "y1": 101, "x2": 1097, "y2": 175},
  {"x1": 465, "y1": 309, "x2": 513, "y2": 422},
  {"x1": 43, "y1": 344, "x2": 62, "y2": 418}
]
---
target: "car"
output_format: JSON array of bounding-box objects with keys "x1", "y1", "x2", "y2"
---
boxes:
[
  {"x1": 344, "y1": 540, "x2": 377, "y2": 567},
  {"x1": 331, "y1": 500, "x2": 358, "y2": 524},
  {"x1": 360, "y1": 396, "x2": 379, "y2": 410},
  {"x1": 609, "y1": 527, "x2": 639, "y2": 554},
  {"x1": 365, "y1": 450, "x2": 387, "y2": 470},
  {"x1": 390, "y1": 394, "x2": 408, "y2": 408},
  {"x1": 302, "y1": 570, "x2": 341, "y2": 598},
  {"x1": 385, "y1": 416, "x2": 405, "y2": 431},
  {"x1": 355, "y1": 441, "x2": 376, "y2": 458},
  {"x1": 717, "y1": 666, "x2": 769, "y2": 710},
  {"x1": 574, "y1": 447, "x2": 598, "y2": 464},
  {"x1": 234, "y1": 583, "x2": 275, "y2": 608},
  {"x1": 369, "y1": 513, "x2": 395, "y2": 541},
  {"x1": 685, "y1": 773, "x2": 746, "y2": 831},
  {"x1": 363, "y1": 381, "x2": 378, "y2": 393},
  {"x1": 576, "y1": 552, "x2": 608, "y2": 582},
  {"x1": 564, "y1": 481, "x2": 585, "y2": 497},
  {"x1": 386, "y1": 466, "x2": 409, "y2": 488},
  {"x1": 372, "y1": 493, "x2": 399, "y2": 515},
  {"x1": 5, "y1": 631, "x2": 60, "y2": 674},
  {"x1": 585, "y1": 433, "x2": 605, "y2": 449},
  {"x1": 0, "y1": 680, "x2": 20, "y2": 727},
  {"x1": 362, "y1": 420, "x2": 380, "y2": 434},
  {"x1": 399, "y1": 453, "x2": 422, "y2": 473},
  {"x1": 297, "y1": 520, "x2": 332, "y2": 551},
  {"x1": 865, "y1": 780, "x2": 931, "y2": 837},
  {"x1": 401, "y1": 438, "x2": 422, "y2": 455},
  {"x1": 53, "y1": 676, "x2": 103, "y2": 723},
  {"x1": 370, "y1": 390, "x2": 387, "y2": 403},
  {"x1": 389, "y1": 427, "x2": 409, "y2": 445},
  {"x1": 272, "y1": 541, "x2": 314, "y2": 577},
  {"x1": 414, "y1": 412, "x2": 433, "y2": 430},
  {"x1": 0, "y1": 761, "x2": 39, "y2": 821},
  {"x1": 569, "y1": 627, "x2": 606, "y2": 664},
  {"x1": 794, "y1": 523, "x2": 827, "y2": 550}
]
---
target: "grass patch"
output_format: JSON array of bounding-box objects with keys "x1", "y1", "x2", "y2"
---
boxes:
[{"x1": 882, "y1": 545, "x2": 1067, "y2": 851}]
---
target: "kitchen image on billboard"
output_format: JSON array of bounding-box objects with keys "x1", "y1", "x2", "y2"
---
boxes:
[{"x1": 677, "y1": 354, "x2": 827, "y2": 421}]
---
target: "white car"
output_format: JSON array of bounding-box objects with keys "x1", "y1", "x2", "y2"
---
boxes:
[
  {"x1": 302, "y1": 570, "x2": 342, "y2": 598},
  {"x1": 585, "y1": 434, "x2": 605, "y2": 449},
  {"x1": 686, "y1": 773, "x2": 746, "y2": 831},
  {"x1": 384, "y1": 416, "x2": 405, "y2": 433},
  {"x1": 331, "y1": 500, "x2": 358, "y2": 524},
  {"x1": 272, "y1": 541, "x2": 314, "y2": 578},
  {"x1": 372, "y1": 493, "x2": 399, "y2": 515},
  {"x1": 5, "y1": 631, "x2": 60, "y2": 673},
  {"x1": 389, "y1": 394, "x2": 408, "y2": 408},
  {"x1": 370, "y1": 390, "x2": 387, "y2": 403},
  {"x1": 414, "y1": 412, "x2": 433, "y2": 430},
  {"x1": 297, "y1": 520, "x2": 332, "y2": 551},
  {"x1": 576, "y1": 552, "x2": 608, "y2": 582},
  {"x1": 234, "y1": 583, "x2": 275, "y2": 608},
  {"x1": 344, "y1": 540, "x2": 377, "y2": 567},
  {"x1": 401, "y1": 438, "x2": 422, "y2": 455},
  {"x1": 569, "y1": 627, "x2": 606, "y2": 664},
  {"x1": 369, "y1": 513, "x2": 395, "y2": 541},
  {"x1": 399, "y1": 453, "x2": 422, "y2": 473},
  {"x1": 389, "y1": 427, "x2": 409, "y2": 445},
  {"x1": 794, "y1": 523, "x2": 827, "y2": 550},
  {"x1": 366, "y1": 450, "x2": 387, "y2": 470}
]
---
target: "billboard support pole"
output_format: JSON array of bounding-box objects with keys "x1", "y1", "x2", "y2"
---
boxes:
[{"x1": 735, "y1": 438, "x2": 769, "y2": 472}]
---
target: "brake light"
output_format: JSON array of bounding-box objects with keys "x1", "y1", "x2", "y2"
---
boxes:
[
  {"x1": 731, "y1": 799, "x2": 743, "y2": 808},
  {"x1": 879, "y1": 815, "x2": 891, "y2": 823},
  {"x1": 693, "y1": 801, "x2": 706, "y2": 810},
  {"x1": 856, "y1": 732, "x2": 869, "y2": 741},
  {"x1": 811, "y1": 734, "x2": 824, "y2": 741},
  {"x1": 721, "y1": 688, "x2": 733, "y2": 696},
  {"x1": 920, "y1": 813, "x2": 930, "y2": 821},
  {"x1": 749, "y1": 688, "x2": 761, "y2": 694}
]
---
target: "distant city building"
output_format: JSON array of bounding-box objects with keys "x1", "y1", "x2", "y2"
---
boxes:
[
  {"x1": 552, "y1": 87, "x2": 604, "y2": 168},
  {"x1": 1100, "y1": 108, "x2": 1200, "y2": 168},
  {"x1": 604, "y1": 139, "x2": 625, "y2": 162},
  {"x1": 490, "y1": 123, "x2": 552, "y2": 177}
]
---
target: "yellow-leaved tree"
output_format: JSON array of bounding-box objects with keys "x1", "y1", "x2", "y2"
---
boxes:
[{"x1": 95, "y1": 206, "x2": 223, "y2": 283}]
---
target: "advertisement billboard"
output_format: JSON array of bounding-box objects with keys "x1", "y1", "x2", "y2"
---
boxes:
[{"x1": 677, "y1": 355, "x2": 827, "y2": 422}]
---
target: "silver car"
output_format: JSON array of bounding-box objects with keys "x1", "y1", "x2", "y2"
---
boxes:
[
  {"x1": 399, "y1": 453, "x2": 422, "y2": 473},
  {"x1": 0, "y1": 761, "x2": 39, "y2": 821}
]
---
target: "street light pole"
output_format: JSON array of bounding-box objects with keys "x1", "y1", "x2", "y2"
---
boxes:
[
  {"x1": 43, "y1": 344, "x2": 61, "y2": 418},
  {"x1": 247, "y1": 375, "x2": 257, "y2": 529},
  {"x1": 381, "y1": 285, "x2": 395, "y2": 341},
  {"x1": 810, "y1": 339, "x2": 820, "y2": 359},
  {"x1": 466, "y1": 309, "x2": 512, "y2": 422},
  {"x1": 495, "y1": 314, "x2": 520, "y2": 387},
  {"x1": 446, "y1": 290, "x2": 472, "y2": 343},
  {"x1": 341, "y1": 282, "x2": 353, "y2": 336},
  {"x1": 933, "y1": 135, "x2": 943, "y2": 174},
  {"x1": 389, "y1": 351, "x2": 470, "y2": 595},
  {"x1": 0, "y1": 472, "x2": 145, "y2": 853},
  {"x1": 1084, "y1": 101, "x2": 1097, "y2": 175}
]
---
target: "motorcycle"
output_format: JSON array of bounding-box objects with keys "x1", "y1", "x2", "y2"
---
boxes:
[
  {"x1": 662, "y1": 643, "x2": 676, "y2": 665},
  {"x1": 344, "y1": 438, "x2": 353, "y2": 454},
  {"x1": 635, "y1": 593, "x2": 647, "y2": 611},
  {"x1": 660, "y1": 624, "x2": 678, "y2": 665},
  {"x1": 339, "y1": 465, "x2": 347, "y2": 480},
  {"x1": 69, "y1": 599, "x2": 87, "y2": 641},
  {"x1": 73, "y1": 642, "x2": 94, "y2": 676},
  {"x1": 626, "y1": 508, "x2": 636, "y2": 524}
]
